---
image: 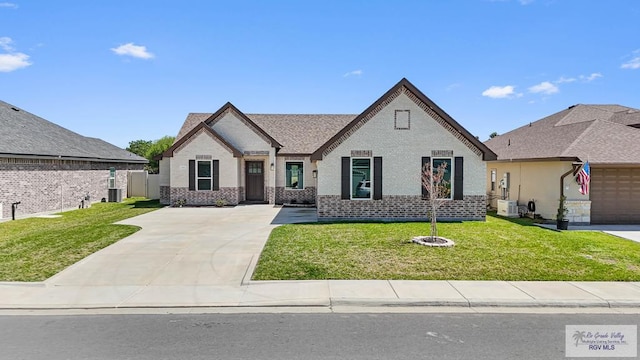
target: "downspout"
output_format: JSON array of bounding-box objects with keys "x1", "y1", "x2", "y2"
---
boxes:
[{"x1": 559, "y1": 163, "x2": 581, "y2": 198}]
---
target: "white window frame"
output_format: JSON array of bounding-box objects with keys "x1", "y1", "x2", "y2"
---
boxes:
[
  {"x1": 285, "y1": 161, "x2": 304, "y2": 190},
  {"x1": 431, "y1": 157, "x2": 453, "y2": 200},
  {"x1": 490, "y1": 168, "x2": 497, "y2": 192},
  {"x1": 350, "y1": 157, "x2": 373, "y2": 200},
  {"x1": 108, "y1": 167, "x2": 116, "y2": 189},
  {"x1": 196, "y1": 160, "x2": 212, "y2": 191}
]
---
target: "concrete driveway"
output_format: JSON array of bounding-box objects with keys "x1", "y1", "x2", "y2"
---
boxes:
[
  {"x1": 536, "y1": 224, "x2": 640, "y2": 243},
  {"x1": 47, "y1": 205, "x2": 317, "y2": 287}
]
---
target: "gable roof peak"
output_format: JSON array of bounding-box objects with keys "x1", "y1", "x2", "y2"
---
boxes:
[
  {"x1": 203, "y1": 102, "x2": 283, "y2": 149},
  {"x1": 310, "y1": 78, "x2": 497, "y2": 161}
]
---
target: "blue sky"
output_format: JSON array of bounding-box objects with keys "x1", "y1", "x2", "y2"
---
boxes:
[{"x1": 1, "y1": 0, "x2": 639, "y2": 148}]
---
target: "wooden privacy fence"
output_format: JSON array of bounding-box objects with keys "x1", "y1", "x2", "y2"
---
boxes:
[{"x1": 127, "y1": 171, "x2": 160, "y2": 200}]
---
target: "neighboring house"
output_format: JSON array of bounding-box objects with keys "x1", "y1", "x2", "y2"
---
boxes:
[
  {"x1": 484, "y1": 104, "x2": 640, "y2": 224},
  {"x1": 158, "y1": 78, "x2": 496, "y2": 221},
  {"x1": 0, "y1": 100, "x2": 147, "y2": 219}
]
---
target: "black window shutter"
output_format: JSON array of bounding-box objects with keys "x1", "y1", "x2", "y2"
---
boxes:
[
  {"x1": 373, "y1": 157, "x2": 382, "y2": 200},
  {"x1": 454, "y1": 157, "x2": 463, "y2": 200},
  {"x1": 341, "y1": 157, "x2": 350, "y2": 200},
  {"x1": 188, "y1": 160, "x2": 195, "y2": 191},
  {"x1": 212, "y1": 160, "x2": 220, "y2": 191},
  {"x1": 421, "y1": 157, "x2": 430, "y2": 198}
]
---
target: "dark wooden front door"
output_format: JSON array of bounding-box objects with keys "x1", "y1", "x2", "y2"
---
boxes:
[{"x1": 245, "y1": 161, "x2": 265, "y2": 202}]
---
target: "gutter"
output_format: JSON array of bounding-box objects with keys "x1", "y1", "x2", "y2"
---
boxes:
[{"x1": 0, "y1": 153, "x2": 148, "y2": 164}]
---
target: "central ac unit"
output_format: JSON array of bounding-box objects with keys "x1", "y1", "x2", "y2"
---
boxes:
[{"x1": 497, "y1": 200, "x2": 518, "y2": 218}]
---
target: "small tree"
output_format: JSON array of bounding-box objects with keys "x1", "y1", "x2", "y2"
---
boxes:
[
  {"x1": 126, "y1": 139, "x2": 152, "y2": 158},
  {"x1": 422, "y1": 161, "x2": 451, "y2": 240},
  {"x1": 489, "y1": 131, "x2": 498, "y2": 139},
  {"x1": 125, "y1": 136, "x2": 175, "y2": 173}
]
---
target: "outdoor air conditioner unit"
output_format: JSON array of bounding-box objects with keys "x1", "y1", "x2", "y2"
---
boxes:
[{"x1": 497, "y1": 200, "x2": 518, "y2": 218}]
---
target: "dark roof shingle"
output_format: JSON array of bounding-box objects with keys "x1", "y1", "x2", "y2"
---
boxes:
[
  {"x1": 173, "y1": 112, "x2": 355, "y2": 155},
  {"x1": 248, "y1": 114, "x2": 355, "y2": 154},
  {"x1": 0, "y1": 100, "x2": 147, "y2": 163},
  {"x1": 485, "y1": 104, "x2": 640, "y2": 164}
]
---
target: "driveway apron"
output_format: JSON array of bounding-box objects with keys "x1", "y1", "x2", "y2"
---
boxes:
[{"x1": 46, "y1": 205, "x2": 308, "y2": 287}]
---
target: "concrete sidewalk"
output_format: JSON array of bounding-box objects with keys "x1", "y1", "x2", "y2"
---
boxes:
[
  {"x1": 2, "y1": 279, "x2": 640, "y2": 310},
  {"x1": 1, "y1": 206, "x2": 640, "y2": 311}
]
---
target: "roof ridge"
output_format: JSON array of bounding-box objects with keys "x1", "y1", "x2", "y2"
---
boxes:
[
  {"x1": 554, "y1": 105, "x2": 580, "y2": 127},
  {"x1": 561, "y1": 119, "x2": 599, "y2": 158},
  {"x1": 246, "y1": 113, "x2": 357, "y2": 116},
  {"x1": 310, "y1": 78, "x2": 496, "y2": 161},
  {"x1": 0, "y1": 100, "x2": 146, "y2": 162},
  {"x1": 205, "y1": 102, "x2": 283, "y2": 148}
]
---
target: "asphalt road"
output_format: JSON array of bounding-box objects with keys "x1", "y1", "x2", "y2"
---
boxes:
[{"x1": 0, "y1": 312, "x2": 637, "y2": 360}]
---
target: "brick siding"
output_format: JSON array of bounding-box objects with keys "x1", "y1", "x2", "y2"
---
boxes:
[
  {"x1": 160, "y1": 185, "x2": 170, "y2": 205},
  {"x1": 317, "y1": 195, "x2": 486, "y2": 221},
  {"x1": 169, "y1": 187, "x2": 241, "y2": 206},
  {"x1": 0, "y1": 160, "x2": 142, "y2": 219},
  {"x1": 275, "y1": 186, "x2": 316, "y2": 205},
  {"x1": 267, "y1": 186, "x2": 275, "y2": 204}
]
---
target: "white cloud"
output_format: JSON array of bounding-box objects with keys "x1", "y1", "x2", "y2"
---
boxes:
[
  {"x1": 0, "y1": 37, "x2": 31, "y2": 72},
  {"x1": 579, "y1": 72, "x2": 602, "y2": 82},
  {"x1": 621, "y1": 51, "x2": 640, "y2": 69},
  {"x1": 111, "y1": 43, "x2": 154, "y2": 59},
  {"x1": 446, "y1": 83, "x2": 461, "y2": 91},
  {"x1": 343, "y1": 69, "x2": 362, "y2": 77},
  {"x1": 555, "y1": 76, "x2": 576, "y2": 84},
  {"x1": 0, "y1": 2, "x2": 18, "y2": 8},
  {"x1": 0, "y1": 36, "x2": 15, "y2": 52},
  {"x1": 529, "y1": 81, "x2": 559, "y2": 94},
  {"x1": 481, "y1": 85, "x2": 519, "y2": 99},
  {"x1": 0, "y1": 53, "x2": 31, "y2": 72}
]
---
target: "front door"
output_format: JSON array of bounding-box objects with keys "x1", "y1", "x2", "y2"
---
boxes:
[{"x1": 245, "y1": 161, "x2": 265, "y2": 202}]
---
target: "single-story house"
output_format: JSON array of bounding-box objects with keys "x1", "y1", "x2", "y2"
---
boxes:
[
  {"x1": 0, "y1": 100, "x2": 147, "y2": 219},
  {"x1": 484, "y1": 104, "x2": 640, "y2": 224},
  {"x1": 158, "y1": 78, "x2": 497, "y2": 221}
]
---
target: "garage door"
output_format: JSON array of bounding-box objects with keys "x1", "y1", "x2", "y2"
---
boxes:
[{"x1": 590, "y1": 167, "x2": 640, "y2": 224}]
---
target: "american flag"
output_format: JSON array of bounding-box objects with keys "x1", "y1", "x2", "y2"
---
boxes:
[{"x1": 576, "y1": 162, "x2": 590, "y2": 195}]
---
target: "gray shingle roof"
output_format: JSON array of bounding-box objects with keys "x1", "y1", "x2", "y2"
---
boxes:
[
  {"x1": 248, "y1": 114, "x2": 356, "y2": 154},
  {"x1": 0, "y1": 100, "x2": 147, "y2": 163},
  {"x1": 485, "y1": 104, "x2": 640, "y2": 164},
  {"x1": 174, "y1": 112, "x2": 355, "y2": 155},
  {"x1": 175, "y1": 113, "x2": 212, "y2": 142},
  {"x1": 171, "y1": 79, "x2": 496, "y2": 160}
]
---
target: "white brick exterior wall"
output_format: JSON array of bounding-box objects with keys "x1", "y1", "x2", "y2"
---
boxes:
[
  {"x1": 158, "y1": 158, "x2": 170, "y2": 186},
  {"x1": 170, "y1": 130, "x2": 238, "y2": 188},
  {"x1": 317, "y1": 93, "x2": 486, "y2": 197},
  {"x1": 275, "y1": 156, "x2": 317, "y2": 188},
  {"x1": 211, "y1": 112, "x2": 272, "y2": 152}
]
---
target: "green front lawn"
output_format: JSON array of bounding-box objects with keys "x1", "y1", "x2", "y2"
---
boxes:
[
  {"x1": 0, "y1": 198, "x2": 163, "y2": 281},
  {"x1": 253, "y1": 214, "x2": 640, "y2": 281}
]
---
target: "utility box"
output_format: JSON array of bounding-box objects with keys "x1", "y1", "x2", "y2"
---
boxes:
[
  {"x1": 108, "y1": 188, "x2": 122, "y2": 203},
  {"x1": 497, "y1": 200, "x2": 518, "y2": 218}
]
